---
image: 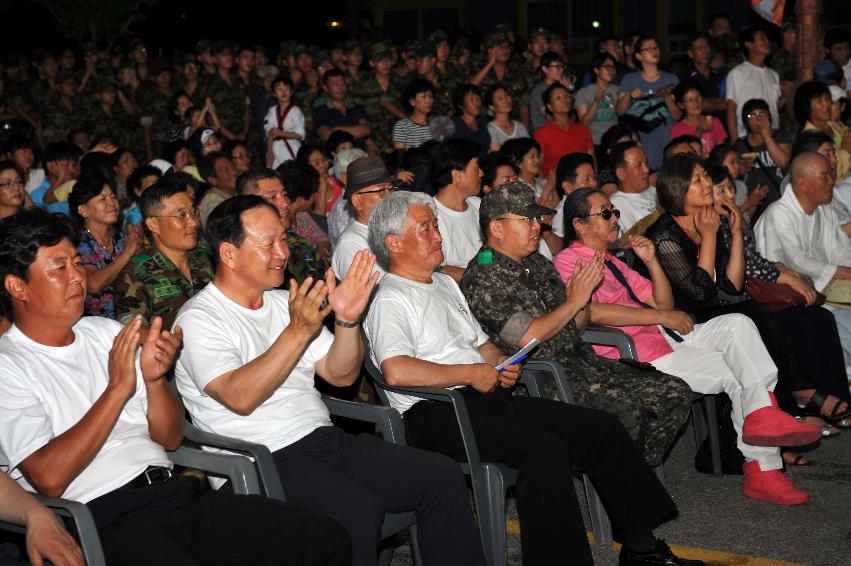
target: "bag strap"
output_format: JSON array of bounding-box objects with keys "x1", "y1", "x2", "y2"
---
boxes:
[{"x1": 276, "y1": 104, "x2": 297, "y2": 160}]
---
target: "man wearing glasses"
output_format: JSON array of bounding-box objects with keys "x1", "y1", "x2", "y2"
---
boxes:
[
  {"x1": 332, "y1": 156, "x2": 396, "y2": 279},
  {"x1": 116, "y1": 180, "x2": 212, "y2": 332}
]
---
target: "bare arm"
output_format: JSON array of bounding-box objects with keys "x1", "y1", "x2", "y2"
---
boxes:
[{"x1": 726, "y1": 100, "x2": 739, "y2": 141}]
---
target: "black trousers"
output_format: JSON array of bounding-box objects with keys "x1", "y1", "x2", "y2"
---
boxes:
[
  {"x1": 272, "y1": 426, "x2": 486, "y2": 566},
  {"x1": 403, "y1": 387, "x2": 678, "y2": 566},
  {"x1": 87, "y1": 475, "x2": 351, "y2": 566}
]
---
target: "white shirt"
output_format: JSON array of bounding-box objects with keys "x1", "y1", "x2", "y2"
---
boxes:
[
  {"x1": 264, "y1": 105, "x2": 306, "y2": 169},
  {"x1": 174, "y1": 284, "x2": 334, "y2": 453},
  {"x1": 753, "y1": 187, "x2": 851, "y2": 291},
  {"x1": 552, "y1": 196, "x2": 566, "y2": 238},
  {"x1": 610, "y1": 186, "x2": 659, "y2": 236},
  {"x1": 332, "y1": 220, "x2": 386, "y2": 279},
  {"x1": 0, "y1": 318, "x2": 170, "y2": 503},
  {"x1": 725, "y1": 62, "x2": 781, "y2": 136},
  {"x1": 435, "y1": 195, "x2": 483, "y2": 268},
  {"x1": 25, "y1": 168, "x2": 45, "y2": 194},
  {"x1": 364, "y1": 272, "x2": 489, "y2": 413},
  {"x1": 328, "y1": 196, "x2": 356, "y2": 246}
]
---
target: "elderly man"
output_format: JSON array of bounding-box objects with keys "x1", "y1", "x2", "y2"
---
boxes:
[
  {"x1": 555, "y1": 188, "x2": 819, "y2": 504},
  {"x1": 174, "y1": 195, "x2": 485, "y2": 566},
  {"x1": 331, "y1": 156, "x2": 396, "y2": 279},
  {"x1": 755, "y1": 151, "x2": 851, "y2": 369},
  {"x1": 364, "y1": 190, "x2": 702, "y2": 566},
  {"x1": 609, "y1": 141, "x2": 658, "y2": 235},
  {"x1": 0, "y1": 208, "x2": 349, "y2": 565}
]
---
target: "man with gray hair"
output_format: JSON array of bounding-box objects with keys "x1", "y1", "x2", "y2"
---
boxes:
[
  {"x1": 364, "y1": 190, "x2": 701, "y2": 566},
  {"x1": 328, "y1": 148, "x2": 368, "y2": 244}
]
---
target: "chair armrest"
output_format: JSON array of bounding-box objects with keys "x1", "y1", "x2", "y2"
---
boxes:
[
  {"x1": 181, "y1": 422, "x2": 285, "y2": 500},
  {"x1": 322, "y1": 396, "x2": 407, "y2": 446},
  {"x1": 521, "y1": 359, "x2": 574, "y2": 403},
  {"x1": 167, "y1": 444, "x2": 261, "y2": 496},
  {"x1": 582, "y1": 324, "x2": 638, "y2": 360}
]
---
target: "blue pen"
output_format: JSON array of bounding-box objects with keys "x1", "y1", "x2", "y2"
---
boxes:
[{"x1": 498, "y1": 353, "x2": 530, "y2": 372}]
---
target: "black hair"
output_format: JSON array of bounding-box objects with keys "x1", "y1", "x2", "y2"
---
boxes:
[
  {"x1": 708, "y1": 143, "x2": 736, "y2": 165},
  {"x1": 672, "y1": 79, "x2": 704, "y2": 105},
  {"x1": 110, "y1": 147, "x2": 136, "y2": 168},
  {"x1": 67, "y1": 174, "x2": 115, "y2": 225},
  {"x1": 0, "y1": 160, "x2": 20, "y2": 179},
  {"x1": 555, "y1": 153, "x2": 595, "y2": 192},
  {"x1": 596, "y1": 35, "x2": 619, "y2": 51},
  {"x1": 609, "y1": 141, "x2": 640, "y2": 175},
  {"x1": 600, "y1": 124, "x2": 637, "y2": 158},
  {"x1": 708, "y1": 12, "x2": 731, "y2": 27},
  {"x1": 687, "y1": 32, "x2": 713, "y2": 50},
  {"x1": 66, "y1": 129, "x2": 90, "y2": 145},
  {"x1": 296, "y1": 143, "x2": 327, "y2": 168},
  {"x1": 325, "y1": 130, "x2": 356, "y2": 156},
  {"x1": 205, "y1": 195, "x2": 279, "y2": 267},
  {"x1": 498, "y1": 138, "x2": 541, "y2": 171},
  {"x1": 737, "y1": 26, "x2": 761, "y2": 57},
  {"x1": 4, "y1": 134, "x2": 36, "y2": 155},
  {"x1": 539, "y1": 51, "x2": 563, "y2": 70},
  {"x1": 793, "y1": 80, "x2": 831, "y2": 132},
  {"x1": 78, "y1": 152, "x2": 117, "y2": 189},
  {"x1": 483, "y1": 82, "x2": 511, "y2": 108},
  {"x1": 277, "y1": 160, "x2": 319, "y2": 201},
  {"x1": 236, "y1": 166, "x2": 284, "y2": 195},
  {"x1": 404, "y1": 78, "x2": 435, "y2": 111},
  {"x1": 322, "y1": 68, "x2": 346, "y2": 84},
  {"x1": 656, "y1": 154, "x2": 701, "y2": 216},
  {"x1": 790, "y1": 130, "x2": 834, "y2": 163},
  {"x1": 42, "y1": 142, "x2": 80, "y2": 165},
  {"x1": 591, "y1": 51, "x2": 617, "y2": 70},
  {"x1": 140, "y1": 180, "x2": 189, "y2": 218},
  {"x1": 0, "y1": 208, "x2": 79, "y2": 308},
  {"x1": 741, "y1": 98, "x2": 770, "y2": 131},
  {"x1": 480, "y1": 152, "x2": 516, "y2": 190},
  {"x1": 224, "y1": 139, "x2": 251, "y2": 161},
  {"x1": 824, "y1": 28, "x2": 851, "y2": 50},
  {"x1": 160, "y1": 171, "x2": 201, "y2": 200},
  {"x1": 452, "y1": 83, "x2": 482, "y2": 115},
  {"x1": 160, "y1": 140, "x2": 190, "y2": 165},
  {"x1": 663, "y1": 135, "x2": 702, "y2": 159},
  {"x1": 127, "y1": 164, "x2": 163, "y2": 201},
  {"x1": 542, "y1": 81, "x2": 571, "y2": 116},
  {"x1": 562, "y1": 188, "x2": 607, "y2": 244},
  {"x1": 430, "y1": 139, "x2": 481, "y2": 190},
  {"x1": 168, "y1": 91, "x2": 192, "y2": 124},
  {"x1": 199, "y1": 151, "x2": 227, "y2": 183},
  {"x1": 704, "y1": 161, "x2": 733, "y2": 186},
  {"x1": 270, "y1": 75, "x2": 294, "y2": 91},
  {"x1": 632, "y1": 35, "x2": 656, "y2": 69}
]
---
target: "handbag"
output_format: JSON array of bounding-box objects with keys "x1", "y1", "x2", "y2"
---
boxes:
[
  {"x1": 620, "y1": 96, "x2": 668, "y2": 133},
  {"x1": 745, "y1": 277, "x2": 826, "y2": 312}
]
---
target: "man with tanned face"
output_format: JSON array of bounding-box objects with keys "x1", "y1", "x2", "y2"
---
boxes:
[{"x1": 609, "y1": 142, "x2": 658, "y2": 235}]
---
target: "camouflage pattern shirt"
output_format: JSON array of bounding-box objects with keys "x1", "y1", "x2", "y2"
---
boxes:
[
  {"x1": 285, "y1": 229, "x2": 330, "y2": 286},
  {"x1": 116, "y1": 244, "x2": 215, "y2": 329},
  {"x1": 459, "y1": 245, "x2": 692, "y2": 466},
  {"x1": 202, "y1": 72, "x2": 249, "y2": 136},
  {"x1": 350, "y1": 75, "x2": 402, "y2": 151},
  {"x1": 42, "y1": 99, "x2": 89, "y2": 144}
]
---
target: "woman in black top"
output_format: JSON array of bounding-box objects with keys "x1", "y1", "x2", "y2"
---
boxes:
[{"x1": 643, "y1": 155, "x2": 850, "y2": 427}]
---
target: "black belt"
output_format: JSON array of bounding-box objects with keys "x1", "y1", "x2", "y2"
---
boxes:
[{"x1": 123, "y1": 466, "x2": 175, "y2": 489}]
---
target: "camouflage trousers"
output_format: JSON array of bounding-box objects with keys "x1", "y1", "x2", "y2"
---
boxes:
[{"x1": 544, "y1": 357, "x2": 693, "y2": 467}]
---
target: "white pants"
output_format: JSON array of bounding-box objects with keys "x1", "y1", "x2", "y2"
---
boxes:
[{"x1": 651, "y1": 313, "x2": 782, "y2": 470}]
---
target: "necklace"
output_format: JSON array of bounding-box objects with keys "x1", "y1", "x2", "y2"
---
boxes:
[{"x1": 85, "y1": 227, "x2": 114, "y2": 255}]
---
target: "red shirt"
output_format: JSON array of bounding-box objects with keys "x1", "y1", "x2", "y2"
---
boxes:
[{"x1": 534, "y1": 121, "x2": 594, "y2": 177}]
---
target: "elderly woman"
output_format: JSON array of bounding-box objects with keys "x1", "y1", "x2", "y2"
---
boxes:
[
  {"x1": 0, "y1": 161, "x2": 26, "y2": 220},
  {"x1": 69, "y1": 175, "x2": 142, "y2": 319},
  {"x1": 644, "y1": 155, "x2": 851, "y2": 432}
]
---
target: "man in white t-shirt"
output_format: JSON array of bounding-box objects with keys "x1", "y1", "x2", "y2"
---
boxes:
[
  {"x1": 0, "y1": 208, "x2": 350, "y2": 566},
  {"x1": 173, "y1": 195, "x2": 485, "y2": 566},
  {"x1": 331, "y1": 156, "x2": 393, "y2": 279},
  {"x1": 725, "y1": 27, "x2": 782, "y2": 141},
  {"x1": 364, "y1": 190, "x2": 703, "y2": 566},
  {"x1": 548, "y1": 152, "x2": 598, "y2": 251},
  {"x1": 609, "y1": 142, "x2": 659, "y2": 235}
]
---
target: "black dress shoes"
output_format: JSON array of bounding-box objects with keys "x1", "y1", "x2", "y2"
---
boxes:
[{"x1": 619, "y1": 539, "x2": 705, "y2": 566}]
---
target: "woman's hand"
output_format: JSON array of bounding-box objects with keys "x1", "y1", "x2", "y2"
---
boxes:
[{"x1": 694, "y1": 206, "x2": 720, "y2": 239}]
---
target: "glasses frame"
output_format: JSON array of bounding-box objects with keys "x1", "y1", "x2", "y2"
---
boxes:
[
  {"x1": 151, "y1": 209, "x2": 201, "y2": 223},
  {"x1": 584, "y1": 208, "x2": 621, "y2": 221}
]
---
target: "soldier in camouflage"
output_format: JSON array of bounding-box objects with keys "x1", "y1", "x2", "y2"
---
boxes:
[
  {"x1": 202, "y1": 41, "x2": 250, "y2": 141},
  {"x1": 291, "y1": 44, "x2": 322, "y2": 133},
  {"x1": 116, "y1": 180, "x2": 213, "y2": 330},
  {"x1": 470, "y1": 31, "x2": 531, "y2": 126},
  {"x1": 459, "y1": 182, "x2": 692, "y2": 466},
  {"x1": 412, "y1": 42, "x2": 456, "y2": 119},
  {"x1": 87, "y1": 78, "x2": 139, "y2": 154},
  {"x1": 342, "y1": 39, "x2": 364, "y2": 86},
  {"x1": 136, "y1": 59, "x2": 175, "y2": 156},
  {"x1": 350, "y1": 42, "x2": 405, "y2": 153},
  {"x1": 42, "y1": 70, "x2": 89, "y2": 145}
]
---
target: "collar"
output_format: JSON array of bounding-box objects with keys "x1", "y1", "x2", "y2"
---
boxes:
[{"x1": 567, "y1": 240, "x2": 614, "y2": 260}]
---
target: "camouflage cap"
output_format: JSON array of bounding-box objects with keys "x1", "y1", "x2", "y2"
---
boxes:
[
  {"x1": 257, "y1": 64, "x2": 280, "y2": 79},
  {"x1": 413, "y1": 41, "x2": 436, "y2": 59},
  {"x1": 195, "y1": 39, "x2": 212, "y2": 55},
  {"x1": 279, "y1": 40, "x2": 297, "y2": 57},
  {"x1": 293, "y1": 43, "x2": 311, "y2": 57},
  {"x1": 92, "y1": 77, "x2": 116, "y2": 92},
  {"x1": 484, "y1": 31, "x2": 510, "y2": 48},
  {"x1": 210, "y1": 40, "x2": 231, "y2": 56},
  {"x1": 253, "y1": 44, "x2": 268, "y2": 56},
  {"x1": 343, "y1": 39, "x2": 361, "y2": 53},
  {"x1": 479, "y1": 181, "x2": 555, "y2": 222},
  {"x1": 81, "y1": 42, "x2": 98, "y2": 55},
  {"x1": 529, "y1": 27, "x2": 551, "y2": 41},
  {"x1": 176, "y1": 51, "x2": 197, "y2": 68},
  {"x1": 427, "y1": 29, "x2": 448, "y2": 44},
  {"x1": 368, "y1": 41, "x2": 393, "y2": 61},
  {"x1": 56, "y1": 69, "x2": 78, "y2": 84},
  {"x1": 149, "y1": 58, "x2": 172, "y2": 77}
]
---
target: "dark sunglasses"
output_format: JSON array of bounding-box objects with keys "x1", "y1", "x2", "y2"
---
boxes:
[{"x1": 585, "y1": 208, "x2": 621, "y2": 220}]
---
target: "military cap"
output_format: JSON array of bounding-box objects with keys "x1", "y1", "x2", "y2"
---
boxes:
[
  {"x1": 368, "y1": 41, "x2": 393, "y2": 61},
  {"x1": 293, "y1": 43, "x2": 311, "y2": 57},
  {"x1": 529, "y1": 27, "x2": 551, "y2": 41},
  {"x1": 412, "y1": 41, "x2": 436, "y2": 59},
  {"x1": 253, "y1": 44, "x2": 268, "y2": 56},
  {"x1": 279, "y1": 40, "x2": 297, "y2": 57},
  {"x1": 479, "y1": 181, "x2": 555, "y2": 222},
  {"x1": 210, "y1": 40, "x2": 231, "y2": 56},
  {"x1": 128, "y1": 38, "x2": 146, "y2": 52},
  {"x1": 92, "y1": 77, "x2": 116, "y2": 93},
  {"x1": 484, "y1": 32, "x2": 511, "y2": 48},
  {"x1": 56, "y1": 69, "x2": 78, "y2": 84},
  {"x1": 343, "y1": 39, "x2": 361, "y2": 53},
  {"x1": 149, "y1": 58, "x2": 172, "y2": 77},
  {"x1": 195, "y1": 39, "x2": 212, "y2": 55},
  {"x1": 81, "y1": 42, "x2": 98, "y2": 56},
  {"x1": 427, "y1": 30, "x2": 449, "y2": 44},
  {"x1": 175, "y1": 51, "x2": 197, "y2": 68}
]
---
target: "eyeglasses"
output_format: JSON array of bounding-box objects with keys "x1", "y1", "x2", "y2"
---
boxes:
[
  {"x1": 494, "y1": 216, "x2": 541, "y2": 225},
  {"x1": 356, "y1": 185, "x2": 397, "y2": 197},
  {"x1": 152, "y1": 208, "x2": 201, "y2": 223},
  {"x1": 747, "y1": 111, "x2": 769, "y2": 118},
  {"x1": 0, "y1": 180, "x2": 24, "y2": 190},
  {"x1": 584, "y1": 208, "x2": 621, "y2": 220},
  {"x1": 640, "y1": 46, "x2": 660, "y2": 53}
]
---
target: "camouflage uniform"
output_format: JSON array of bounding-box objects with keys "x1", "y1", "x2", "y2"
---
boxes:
[
  {"x1": 350, "y1": 42, "x2": 403, "y2": 152},
  {"x1": 285, "y1": 229, "x2": 330, "y2": 285},
  {"x1": 202, "y1": 72, "x2": 249, "y2": 137},
  {"x1": 477, "y1": 33, "x2": 531, "y2": 118},
  {"x1": 115, "y1": 244, "x2": 214, "y2": 329},
  {"x1": 87, "y1": 101, "x2": 138, "y2": 155},
  {"x1": 41, "y1": 97, "x2": 88, "y2": 144},
  {"x1": 135, "y1": 82, "x2": 172, "y2": 155}
]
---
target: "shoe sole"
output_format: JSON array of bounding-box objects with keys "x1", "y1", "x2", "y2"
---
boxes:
[
  {"x1": 742, "y1": 429, "x2": 822, "y2": 447},
  {"x1": 743, "y1": 486, "x2": 809, "y2": 505}
]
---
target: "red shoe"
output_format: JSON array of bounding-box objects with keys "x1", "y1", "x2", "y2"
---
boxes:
[
  {"x1": 742, "y1": 461, "x2": 809, "y2": 505},
  {"x1": 742, "y1": 406, "x2": 822, "y2": 446},
  {"x1": 767, "y1": 391, "x2": 778, "y2": 407}
]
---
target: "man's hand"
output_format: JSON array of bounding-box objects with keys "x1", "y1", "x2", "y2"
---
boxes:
[
  {"x1": 627, "y1": 235, "x2": 656, "y2": 263},
  {"x1": 566, "y1": 253, "x2": 604, "y2": 306},
  {"x1": 495, "y1": 358, "x2": 522, "y2": 389},
  {"x1": 140, "y1": 316, "x2": 183, "y2": 382},
  {"x1": 107, "y1": 317, "x2": 143, "y2": 400},
  {"x1": 327, "y1": 250, "x2": 380, "y2": 322},
  {"x1": 288, "y1": 276, "x2": 332, "y2": 338},
  {"x1": 660, "y1": 310, "x2": 694, "y2": 334},
  {"x1": 25, "y1": 507, "x2": 84, "y2": 566},
  {"x1": 469, "y1": 363, "x2": 500, "y2": 393}
]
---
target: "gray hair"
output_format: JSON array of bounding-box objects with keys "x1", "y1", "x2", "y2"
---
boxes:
[
  {"x1": 368, "y1": 190, "x2": 436, "y2": 270},
  {"x1": 334, "y1": 148, "x2": 367, "y2": 182}
]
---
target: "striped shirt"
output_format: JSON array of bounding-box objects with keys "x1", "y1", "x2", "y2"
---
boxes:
[{"x1": 392, "y1": 118, "x2": 434, "y2": 149}]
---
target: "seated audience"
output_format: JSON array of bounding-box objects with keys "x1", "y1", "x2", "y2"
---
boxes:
[
  {"x1": 534, "y1": 82, "x2": 594, "y2": 177},
  {"x1": 327, "y1": 148, "x2": 367, "y2": 244},
  {"x1": 670, "y1": 80, "x2": 727, "y2": 155},
  {"x1": 0, "y1": 161, "x2": 27, "y2": 220},
  {"x1": 123, "y1": 164, "x2": 162, "y2": 227},
  {"x1": 198, "y1": 151, "x2": 237, "y2": 225},
  {"x1": 449, "y1": 84, "x2": 492, "y2": 157},
  {"x1": 795, "y1": 80, "x2": 851, "y2": 182},
  {"x1": 609, "y1": 141, "x2": 659, "y2": 235},
  {"x1": 485, "y1": 83, "x2": 529, "y2": 149},
  {"x1": 393, "y1": 78, "x2": 437, "y2": 151}
]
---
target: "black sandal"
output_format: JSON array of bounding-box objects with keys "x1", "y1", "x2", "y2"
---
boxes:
[{"x1": 797, "y1": 390, "x2": 851, "y2": 423}]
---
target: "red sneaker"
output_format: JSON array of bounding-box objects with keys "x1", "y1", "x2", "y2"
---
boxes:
[
  {"x1": 742, "y1": 461, "x2": 809, "y2": 505},
  {"x1": 742, "y1": 406, "x2": 821, "y2": 446}
]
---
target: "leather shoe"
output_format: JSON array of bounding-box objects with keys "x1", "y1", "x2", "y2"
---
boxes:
[
  {"x1": 619, "y1": 539, "x2": 704, "y2": 565},
  {"x1": 742, "y1": 406, "x2": 821, "y2": 447}
]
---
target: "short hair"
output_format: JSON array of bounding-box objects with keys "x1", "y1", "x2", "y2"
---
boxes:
[
  {"x1": 68, "y1": 174, "x2": 114, "y2": 224},
  {"x1": 325, "y1": 130, "x2": 355, "y2": 156},
  {"x1": 270, "y1": 75, "x2": 294, "y2": 91},
  {"x1": 0, "y1": 160, "x2": 20, "y2": 179},
  {"x1": 687, "y1": 32, "x2": 713, "y2": 50},
  {"x1": 160, "y1": 140, "x2": 190, "y2": 164},
  {"x1": 824, "y1": 28, "x2": 851, "y2": 50},
  {"x1": 656, "y1": 154, "x2": 701, "y2": 216},
  {"x1": 632, "y1": 35, "x2": 656, "y2": 69},
  {"x1": 562, "y1": 188, "x2": 607, "y2": 244},
  {"x1": 596, "y1": 35, "x2": 619, "y2": 51},
  {"x1": 205, "y1": 195, "x2": 280, "y2": 267},
  {"x1": 0, "y1": 208, "x2": 78, "y2": 308},
  {"x1": 790, "y1": 130, "x2": 834, "y2": 162},
  {"x1": 610, "y1": 141, "x2": 640, "y2": 176},
  {"x1": 277, "y1": 160, "x2": 319, "y2": 201},
  {"x1": 78, "y1": 152, "x2": 117, "y2": 188},
  {"x1": 199, "y1": 151, "x2": 227, "y2": 182},
  {"x1": 601, "y1": 124, "x2": 636, "y2": 156},
  {"x1": 708, "y1": 143, "x2": 736, "y2": 165},
  {"x1": 704, "y1": 162, "x2": 733, "y2": 186},
  {"x1": 539, "y1": 51, "x2": 563, "y2": 69},
  {"x1": 480, "y1": 152, "x2": 516, "y2": 189},
  {"x1": 367, "y1": 190, "x2": 436, "y2": 270},
  {"x1": 430, "y1": 139, "x2": 480, "y2": 190},
  {"x1": 296, "y1": 143, "x2": 326, "y2": 167},
  {"x1": 542, "y1": 82, "x2": 570, "y2": 115},
  {"x1": 140, "y1": 180, "x2": 188, "y2": 218},
  {"x1": 404, "y1": 78, "x2": 435, "y2": 110},
  {"x1": 483, "y1": 82, "x2": 510, "y2": 107},
  {"x1": 322, "y1": 67, "x2": 346, "y2": 84},
  {"x1": 793, "y1": 80, "x2": 831, "y2": 130},
  {"x1": 663, "y1": 135, "x2": 702, "y2": 158},
  {"x1": 737, "y1": 26, "x2": 761, "y2": 56},
  {"x1": 498, "y1": 137, "x2": 541, "y2": 171},
  {"x1": 4, "y1": 134, "x2": 35, "y2": 155},
  {"x1": 236, "y1": 166, "x2": 284, "y2": 195},
  {"x1": 224, "y1": 139, "x2": 250, "y2": 159},
  {"x1": 127, "y1": 164, "x2": 162, "y2": 201},
  {"x1": 709, "y1": 12, "x2": 731, "y2": 27},
  {"x1": 591, "y1": 51, "x2": 617, "y2": 70},
  {"x1": 160, "y1": 171, "x2": 201, "y2": 199},
  {"x1": 451, "y1": 84, "x2": 482, "y2": 115},
  {"x1": 42, "y1": 142, "x2": 79, "y2": 165},
  {"x1": 741, "y1": 98, "x2": 770, "y2": 130},
  {"x1": 333, "y1": 147, "x2": 367, "y2": 182},
  {"x1": 555, "y1": 153, "x2": 595, "y2": 191},
  {"x1": 672, "y1": 79, "x2": 704, "y2": 105}
]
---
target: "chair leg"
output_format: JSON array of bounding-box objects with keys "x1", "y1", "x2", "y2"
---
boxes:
[
  {"x1": 480, "y1": 465, "x2": 508, "y2": 566},
  {"x1": 702, "y1": 395, "x2": 724, "y2": 477},
  {"x1": 653, "y1": 463, "x2": 666, "y2": 485},
  {"x1": 584, "y1": 474, "x2": 612, "y2": 546},
  {"x1": 377, "y1": 541, "x2": 394, "y2": 566},
  {"x1": 408, "y1": 524, "x2": 423, "y2": 566},
  {"x1": 691, "y1": 397, "x2": 708, "y2": 448}
]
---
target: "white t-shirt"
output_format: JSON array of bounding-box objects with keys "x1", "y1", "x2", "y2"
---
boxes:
[
  {"x1": 365, "y1": 272, "x2": 489, "y2": 413},
  {"x1": 264, "y1": 104, "x2": 306, "y2": 169},
  {"x1": 25, "y1": 168, "x2": 45, "y2": 194},
  {"x1": 174, "y1": 284, "x2": 334, "y2": 453},
  {"x1": 487, "y1": 121, "x2": 530, "y2": 147},
  {"x1": 552, "y1": 195, "x2": 567, "y2": 238},
  {"x1": 0, "y1": 318, "x2": 170, "y2": 503},
  {"x1": 609, "y1": 186, "x2": 659, "y2": 236},
  {"x1": 725, "y1": 62, "x2": 781, "y2": 136},
  {"x1": 435, "y1": 195, "x2": 483, "y2": 268},
  {"x1": 332, "y1": 220, "x2": 386, "y2": 279}
]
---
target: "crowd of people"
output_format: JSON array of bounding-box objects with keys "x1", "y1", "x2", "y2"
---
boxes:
[{"x1": 2, "y1": 11, "x2": 851, "y2": 566}]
